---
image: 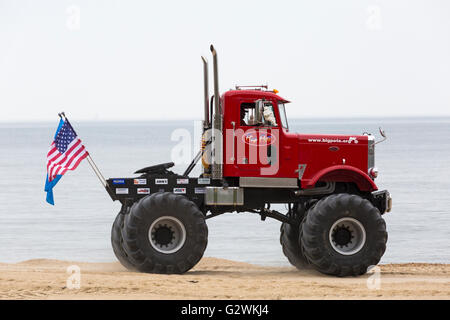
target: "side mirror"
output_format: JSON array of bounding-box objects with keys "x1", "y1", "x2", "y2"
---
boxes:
[
  {"x1": 254, "y1": 99, "x2": 264, "y2": 124},
  {"x1": 375, "y1": 127, "x2": 387, "y2": 145}
]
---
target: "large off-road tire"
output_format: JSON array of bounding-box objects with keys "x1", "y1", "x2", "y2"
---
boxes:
[
  {"x1": 121, "y1": 192, "x2": 208, "y2": 274},
  {"x1": 280, "y1": 204, "x2": 310, "y2": 269},
  {"x1": 111, "y1": 212, "x2": 136, "y2": 270},
  {"x1": 301, "y1": 193, "x2": 387, "y2": 277}
]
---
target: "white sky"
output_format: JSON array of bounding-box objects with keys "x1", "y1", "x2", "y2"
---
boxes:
[{"x1": 0, "y1": 0, "x2": 449, "y2": 122}]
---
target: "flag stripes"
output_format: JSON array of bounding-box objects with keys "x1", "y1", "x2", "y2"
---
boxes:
[{"x1": 46, "y1": 121, "x2": 89, "y2": 182}]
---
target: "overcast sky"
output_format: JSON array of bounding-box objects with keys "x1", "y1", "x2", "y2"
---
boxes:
[{"x1": 0, "y1": 0, "x2": 449, "y2": 122}]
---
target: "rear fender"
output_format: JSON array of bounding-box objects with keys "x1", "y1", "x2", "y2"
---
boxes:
[{"x1": 302, "y1": 165, "x2": 378, "y2": 192}]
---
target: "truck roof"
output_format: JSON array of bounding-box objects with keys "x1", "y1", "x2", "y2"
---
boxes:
[{"x1": 222, "y1": 90, "x2": 290, "y2": 103}]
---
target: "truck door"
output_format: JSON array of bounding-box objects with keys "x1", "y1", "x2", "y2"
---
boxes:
[{"x1": 230, "y1": 99, "x2": 280, "y2": 176}]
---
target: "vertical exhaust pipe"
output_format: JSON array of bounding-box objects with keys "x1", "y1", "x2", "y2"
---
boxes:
[
  {"x1": 210, "y1": 45, "x2": 223, "y2": 180},
  {"x1": 210, "y1": 45, "x2": 221, "y2": 117},
  {"x1": 201, "y1": 56, "x2": 210, "y2": 129}
]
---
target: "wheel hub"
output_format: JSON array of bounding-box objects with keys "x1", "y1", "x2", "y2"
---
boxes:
[
  {"x1": 148, "y1": 216, "x2": 187, "y2": 254},
  {"x1": 329, "y1": 217, "x2": 366, "y2": 255},
  {"x1": 332, "y1": 225, "x2": 353, "y2": 247},
  {"x1": 152, "y1": 224, "x2": 175, "y2": 247}
]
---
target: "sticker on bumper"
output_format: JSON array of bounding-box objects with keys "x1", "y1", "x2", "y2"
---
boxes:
[
  {"x1": 155, "y1": 178, "x2": 168, "y2": 185},
  {"x1": 194, "y1": 187, "x2": 206, "y2": 194},
  {"x1": 177, "y1": 178, "x2": 189, "y2": 184},
  {"x1": 115, "y1": 188, "x2": 129, "y2": 194},
  {"x1": 198, "y1": 178, "x2": 210, "y2": 184},
  {"x1": 134, "y1": 179, "x2": 147, "y2": 185},
  {"x1": 137, "y1": 188, "x2": 150, "y2": 194},
  {"x1": 173, "y1": 188, "x2": 186, "y2": 194}
]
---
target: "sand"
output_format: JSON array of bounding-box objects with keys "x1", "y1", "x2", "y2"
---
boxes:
[{"x1": 0, "y1": 258, "x2": 448, "y2": 300}]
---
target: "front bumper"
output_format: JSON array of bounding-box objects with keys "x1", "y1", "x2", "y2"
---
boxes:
[{"x1": 371, "y1": 190, "x2": 392, "y2": 215}]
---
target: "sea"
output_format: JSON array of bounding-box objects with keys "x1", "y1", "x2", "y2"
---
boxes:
[{"x1": 0, "y1": 117, "x2": 449, "y2": 265}]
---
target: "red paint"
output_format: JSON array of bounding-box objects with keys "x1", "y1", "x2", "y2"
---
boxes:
[
  {"x1": 303, "y1": 165, "x2": 378, "y2": 192},
  {"x1": 221, "y1": 90, "x2": 378, "y2": 192}
]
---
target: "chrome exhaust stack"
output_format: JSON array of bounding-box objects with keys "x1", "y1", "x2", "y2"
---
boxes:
[
  {"x1": 210, "y1": 45, "x2": 221, "y2": 119},
  {"x1": 210, "y1": 45, "x2": 223, "y2": 180},
  {"x1": 201, "y1": 56, "x2": 210, "y2": 129}
]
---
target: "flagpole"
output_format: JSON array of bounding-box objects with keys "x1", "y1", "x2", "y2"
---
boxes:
[
  {"x1": 86, "y1": 156, "x2": 108, "y2": 188},
  {"x1": 58, "y1": 112, "x2": 108, "y2": 189}
]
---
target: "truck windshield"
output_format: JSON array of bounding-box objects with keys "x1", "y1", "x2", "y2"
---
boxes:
[{"x1": 278, "y1": 102, "x2": 289, "y2": 130}]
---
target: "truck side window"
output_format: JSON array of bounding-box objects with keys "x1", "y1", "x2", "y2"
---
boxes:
[
  {"x1": 262, "y1": 102, "x2": 278, "y2": 127},
  {"x1": 278, "y1": 102, "x2": 288, "y2": 130},
  {"x1": 240, "y1": 103, "x2": 257, "y2": 126}
]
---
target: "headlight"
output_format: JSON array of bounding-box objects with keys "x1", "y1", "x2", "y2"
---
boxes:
[{"x1": 369, "y1": 167, "x2": 378, "y2": 179}]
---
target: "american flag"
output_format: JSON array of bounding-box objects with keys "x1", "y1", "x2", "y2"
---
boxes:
[{"x1": 46, "y1": 120, "x2": 89, "y2": 182}]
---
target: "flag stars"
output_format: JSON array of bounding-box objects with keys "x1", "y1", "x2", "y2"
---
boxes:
[{"x1": 54, "y1": 122, "x2": 78, "y2": 153}]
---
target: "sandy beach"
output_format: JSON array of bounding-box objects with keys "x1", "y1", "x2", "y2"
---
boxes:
[{"x1": 0, "y1": 257, "x2": 448, "y2": 300}]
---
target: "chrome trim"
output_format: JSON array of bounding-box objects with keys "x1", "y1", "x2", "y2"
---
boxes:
[
  {"x1": 205, "y1": 187, "x2": 244, "y2": 205},
  {"x1": 201, "y1": 56, "x2": 209, "y2": 129},
  {"x1": 368, "y1": 135, "x2": 375, "y2": 172},
  {"x1": 294, "y1": 182, "x2": 335, "y2": 196},
  {"x1": 375, "y1": 127, "x2": 387, "y2": 145},
  {"x1": 230, "y1": 121, "x2": 235, "y2": 162},
  {"x1": 368, "y1": 166, "x2": 378, "y2": 178},
  {"x1": 372, "y1": 190, "x2": 392, "y2": 214},
  {"x1": 297, "y1": 164, "x2": 307, "y2": 180},
  {"x1": 210, "y1": 45, "x2": 223, "y2": 180},
  {"x1": 239, "y1": 177, "x2": 298, "y2": 188},
  {"x1": 384, "y1": 190, "x2": 392, "y2": 213}
]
